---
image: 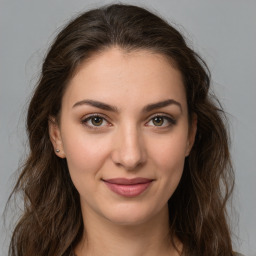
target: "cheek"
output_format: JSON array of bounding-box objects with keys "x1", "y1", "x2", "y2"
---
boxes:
[
  {"x1": 61, "y1": 128, "x2": 111, "y2": 179},
  {"x1": 61, "y1": 133, "x2": 112, "y2": 200},
  {"x1": 148, "y1": 130, "x2": 188, "y2": 189},
  {"x1": 151, "y1": 132, "x2": 188, "y2": 167}
]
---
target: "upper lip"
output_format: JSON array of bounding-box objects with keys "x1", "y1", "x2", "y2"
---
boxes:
[{"x1": 103, "y1": 178, "x2": 154, "y2": 185}]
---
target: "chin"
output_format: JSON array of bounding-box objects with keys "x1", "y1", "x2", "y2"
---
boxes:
[{"x1": 102, "y1": 203, "x2": 164, "y2": 226}]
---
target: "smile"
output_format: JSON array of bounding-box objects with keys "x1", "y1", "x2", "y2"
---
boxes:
[{"x1": 102, "y1": 178, "x2": 154, "y2": 197}]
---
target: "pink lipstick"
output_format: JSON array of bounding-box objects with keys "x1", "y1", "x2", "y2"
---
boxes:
[{"x1": 103, "y1": 178, "x2": 153, "y2": 197}]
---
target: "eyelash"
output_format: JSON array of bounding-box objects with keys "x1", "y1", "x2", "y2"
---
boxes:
[
  {"x1": 145, "y1": 114, "x2": 176, "y2": 127},
  {"x1": 81, "y1": 113, "x2": 176, "y2": 129},
  {"x1": 81, "y1": 113, "x2": 111, "y2": 129}
]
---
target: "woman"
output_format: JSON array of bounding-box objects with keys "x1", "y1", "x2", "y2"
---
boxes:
[{"x1": 8, "y1": 4, "x2": 238, "y2": 256}]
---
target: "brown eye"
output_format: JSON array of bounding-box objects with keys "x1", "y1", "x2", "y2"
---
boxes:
[
  {"x1": 152, "y1": 116, "x2": 164, "y2": 126},
  {"x1": 91, "y1": 116, "x2": 103, "y2": 126},
  {"x1": 146, "y1": 115, "x2": 176, "y2": 128},
  {"x1": 81, "y1": 114, "x2": 109, "y2": 128}
]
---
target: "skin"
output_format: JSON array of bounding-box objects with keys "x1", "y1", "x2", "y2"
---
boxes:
[{"x1": 49, "y1": 47, "x2": 197, "y2": 256}]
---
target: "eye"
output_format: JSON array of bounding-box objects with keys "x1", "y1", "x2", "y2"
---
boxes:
[
  {"x1": 146, "y1": 115, "x2": 176, "y2": 127},
  {"x1": 81, "y1": 114, "x2": 110, "y2": 128}
]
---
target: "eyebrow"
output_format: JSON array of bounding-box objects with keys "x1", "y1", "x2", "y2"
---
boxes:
[
  {"x1": 142, "y1": 99, "x2": 182, "y2": 113},
  {"x1": 72, "y1": 99, "x2": 182, "y2": 113},
  {"x1": 72, "y1": 99, "x2": 118, "y2": 112}
]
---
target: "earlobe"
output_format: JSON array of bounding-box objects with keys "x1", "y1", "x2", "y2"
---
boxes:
[
  {"x1": 48, "y1": 117, "x2": 66, "y2": 158},
  {"x1": 185, "y1": 114, "x2": 197, "y2": 156}
]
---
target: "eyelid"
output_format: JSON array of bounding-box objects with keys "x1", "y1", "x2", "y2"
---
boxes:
[
  {"x1": 80, "y1": 112, "x2": 176, "y2": 129},
  {"x1": 145, "y1": 113, "x2": 176, "y2": 127},
  {"x1": 81, "y1": 113, "x2": 112, "y2": 128}
]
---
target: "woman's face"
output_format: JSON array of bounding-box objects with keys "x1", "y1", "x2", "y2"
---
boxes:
[{"x1": 49, "y1": 47, "x2": 196, "y2": 225}]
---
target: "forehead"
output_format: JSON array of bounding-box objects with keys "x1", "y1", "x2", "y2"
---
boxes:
[{"x1": 62, "y1": 47, "x2": 187, "y2": 111}]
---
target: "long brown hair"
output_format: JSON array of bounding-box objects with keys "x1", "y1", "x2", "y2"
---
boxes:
[{"x1": 8, "y1": 4, "x2": 234, "y2": 256}]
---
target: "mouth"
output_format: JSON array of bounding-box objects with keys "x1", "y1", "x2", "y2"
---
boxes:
[{"x1": 102, "y1": 177, "x2": 154, "y2": 197}]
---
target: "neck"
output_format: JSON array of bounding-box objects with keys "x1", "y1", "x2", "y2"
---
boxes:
[{"x1": 75, "y1": 204, "x2": 181, "y2": 256}]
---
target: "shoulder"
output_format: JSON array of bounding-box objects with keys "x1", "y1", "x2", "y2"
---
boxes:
[{"x1": 234, "y1": 253, "x2": 246, "y2": 256}]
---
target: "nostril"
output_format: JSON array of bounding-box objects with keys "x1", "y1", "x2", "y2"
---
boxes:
[{"x1": 111, "y1": 146, "x2": 146, "y2": 170}]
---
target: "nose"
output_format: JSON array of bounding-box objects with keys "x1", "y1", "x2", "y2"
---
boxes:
[{"x1": 111, "y1": 125, "x2": 147, "y2": 171}]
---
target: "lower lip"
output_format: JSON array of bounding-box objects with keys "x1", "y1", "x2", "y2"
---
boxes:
[{"x1": 104, "y1": 181, "x2": 152, "y2": 197}]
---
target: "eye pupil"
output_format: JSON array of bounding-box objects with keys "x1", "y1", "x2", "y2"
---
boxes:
[
  {"x1": 153, "y1": 116, "x2": 164, "y2": 126},
  {"x1": 92, "y1": 116, "x2": 103, "y2": 126}
]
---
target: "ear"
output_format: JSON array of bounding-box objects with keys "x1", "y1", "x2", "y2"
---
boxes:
[
  {"x1": 185, "y1": 114, "x2": 197, "y2": 156},
  {"x1": 48, "y1": 116, "x2": 66, "y2": 158}
]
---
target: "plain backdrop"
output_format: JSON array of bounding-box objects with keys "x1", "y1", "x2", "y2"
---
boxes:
[{"x1": 0, "y1": 1, "x2": 255, "y2": 255}]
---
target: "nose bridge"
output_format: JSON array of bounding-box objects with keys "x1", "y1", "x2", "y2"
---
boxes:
[{"x1": 112, "y1": 122, "x2": 146, "y2": 170}]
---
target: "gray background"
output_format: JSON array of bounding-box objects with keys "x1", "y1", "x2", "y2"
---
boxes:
[{"x1": 0, "y1": 0, "x2": 255, "y2": 255}]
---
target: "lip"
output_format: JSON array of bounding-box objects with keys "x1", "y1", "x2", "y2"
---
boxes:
[{"x1": 103, "y1": 178, "x2": 154, "y2": 197}]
